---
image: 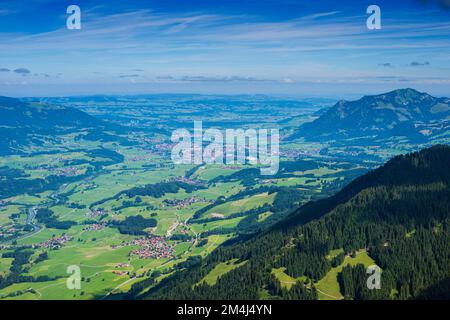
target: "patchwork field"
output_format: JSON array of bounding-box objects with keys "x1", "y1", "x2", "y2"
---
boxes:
[{"x1": 0, "y1": 95, "x2": 378, "y2": 300}]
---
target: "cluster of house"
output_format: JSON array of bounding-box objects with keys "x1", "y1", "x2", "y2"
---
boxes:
[
  {"x1": 87, "y1": 209, "x2": 108, "y2": 218},
  {"x1": 115, "y1": 262, "x2": 130, "y2": 268},
  {"x1": 280, "y1": 148, "x2": 321, "y2": 158},
  {"x1": 82, "y1": 223, "x2": 105, "y2": 231},
  {"x1": 162, "y1": 196, "x2": 207, "y2": 209},
  {"x1": 113, "y1": 236, "x2": 174, "y2": 259},
  {"x1": 50, "y1": 166, "x2": 79, "y2": 177},
  {"x1": 179, "y1": 228, "x2": 190, "y2": 235},
  {"x1": 167, "y1": 176, "x2": 202, "y2": 185},
  {"x1": 39, "y1": 234, "x2": 72, "y2": 249},
  {"x1": 112, "y1": 263, "x2": 131, "y2": 276},
  {"x1": 0, "y1": 226, "x2": 18, "y2": 238}
]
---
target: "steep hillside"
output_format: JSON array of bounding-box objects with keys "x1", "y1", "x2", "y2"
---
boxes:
[
  {"x1": 0, "y1": 96, "x2": 103, "y2": 129},
  {"x1": 292, "y1": 89, "x2": 450, "y2": 142},
  {"x1": 0, "y1": 96, "x2": 111, "y2": 154},
  {"x1": 138, "y1": 145, "x2": 450, "y2": 300}
]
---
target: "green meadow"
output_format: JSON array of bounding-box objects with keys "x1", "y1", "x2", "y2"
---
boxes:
[
  {"x1": 316, "y1": 250, "x2": 376, "y2": 300},
  {"x1": 197, "y1": 259, "x2": 247, "y2": 286}
]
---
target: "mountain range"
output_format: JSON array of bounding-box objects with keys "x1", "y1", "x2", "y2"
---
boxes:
[
  {"x1": 0, "y1": 96, "x2": 114, "y2": 155},
  {"x1": 292, "y1": 88, "x2": 450, "y2": 142}
]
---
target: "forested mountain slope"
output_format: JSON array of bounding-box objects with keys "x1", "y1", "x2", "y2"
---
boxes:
[
  {"x1": 139, "y1": 145, "x2": 450, "y2": 300},
  {"x1": 291, "y1": 89, "x2": 450, "y2": 142},
  {"x1": 0, "y1": 96, "x2": 112, "y2": 155}
]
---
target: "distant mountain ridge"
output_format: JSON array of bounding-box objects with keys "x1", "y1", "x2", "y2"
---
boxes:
[
  {"x1": 0, "y1": 96, "x2": 102, "y2": 129},
  {"x1": 0, "y1": 96, "x2": 109, "y2": 155},
  {"x1": 292, "y1": 89, "x2": 450, "y2": 141}
]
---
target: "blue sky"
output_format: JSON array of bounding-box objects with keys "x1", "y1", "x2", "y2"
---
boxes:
[{"x1": 0, "y1": 0, "x2": 449, "y2": 97}]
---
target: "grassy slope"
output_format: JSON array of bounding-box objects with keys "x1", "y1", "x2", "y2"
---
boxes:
[
  {"x1": 197, "y1": 259, "x2": 247, "y2": 286},
  {"x1": 271, "y1": 267, "x2": 302, "y2": 290},
  {"x1": 315, "y1": 250, "x2": 376, "y2": 300}
]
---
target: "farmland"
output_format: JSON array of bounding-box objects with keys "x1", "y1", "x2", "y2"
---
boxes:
[{"x1": 0, "y1": 94, "x2": 412, "y2": 299}]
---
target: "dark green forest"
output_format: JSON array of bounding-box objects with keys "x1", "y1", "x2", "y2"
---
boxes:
[{"x1": 136, "y1": 145, "x2": 450, "y2": 300}]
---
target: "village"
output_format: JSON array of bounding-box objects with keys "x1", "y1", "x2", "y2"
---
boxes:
[
  {"x1": 87, "y1": 208, "x2": 108, "y2": 218},
  {"x1": 167, "y1": 175, "x2": 203, "y2": 185},
  {"x1": 112, "y1": 236, "x2": 174, "y2": 260},
  {"x1": 39, "y1": 234, "x2": 72, "y2": 249},
  {"x1": 163, "y1": 195, "x2": 208, "y2": 209},
  {"x1": 82, "y1": 223, "x2": 105, "y2": 232},
  {"x1": 52, "y1": 166, "x2": 79, "y2": 177}
]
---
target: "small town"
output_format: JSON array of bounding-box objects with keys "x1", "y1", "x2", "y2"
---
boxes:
[
  {"x1": 112, "y1": 236, "x2": 174, "y2": 259},
  {"x1": 167, "y1": 176, "x2": 203, "y2": 185},
  {"x1": 39, "y1": 235, "x2": 72, "y2": 249},
  {"x1": 129, "y1": 236, "x2": 174, "y2": 259},
  {"x1": 82, "y1": 223, "x2": 106, "y2": 231},
  {"x1": 87, "y1": 209, "x2": 108, "y2": 218},
  {"x1": 163, "y1": 196, "x2": 207, "y2": 209}
]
